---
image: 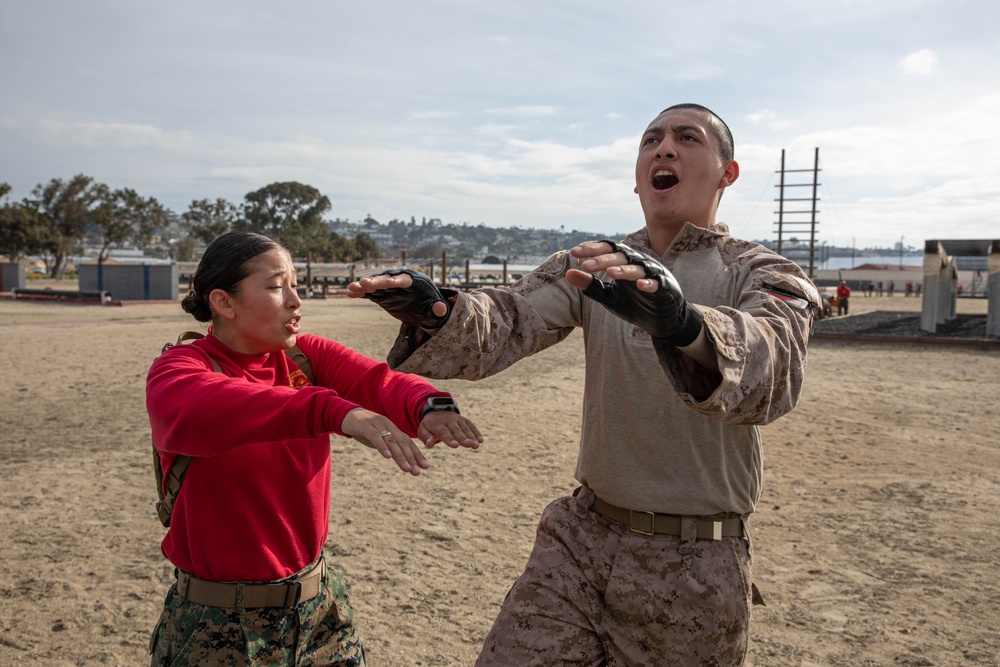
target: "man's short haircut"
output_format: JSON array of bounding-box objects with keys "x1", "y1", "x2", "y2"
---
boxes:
[{"x1": 661, "y1": 103, "x2": 734, "y2": 163}]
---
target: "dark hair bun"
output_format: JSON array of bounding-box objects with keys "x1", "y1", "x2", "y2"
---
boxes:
[{"x1": 181, "y1": 291, "x2": 213, "y2": 322}]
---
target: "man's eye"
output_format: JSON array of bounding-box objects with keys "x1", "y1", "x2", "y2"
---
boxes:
[{"x1": 643, "y1": 136, "x2": 659, "y2": 145}]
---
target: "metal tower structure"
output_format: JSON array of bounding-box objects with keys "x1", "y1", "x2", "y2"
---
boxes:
[{"x1": 774, "y1": 148, "x2": 821, "y2": 278}]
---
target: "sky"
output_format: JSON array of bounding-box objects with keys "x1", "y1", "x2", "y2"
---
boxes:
[{"x1": 1, "y1": 0, "x2": 998, "y2": 250}]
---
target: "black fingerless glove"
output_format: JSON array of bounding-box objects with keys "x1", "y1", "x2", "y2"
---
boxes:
[
  {"x1": 364, "y1": 269, "x2": 456, "y2": 330},
  {"x1": 581, "y1": 240, "x2": 704, "y2": 347}
]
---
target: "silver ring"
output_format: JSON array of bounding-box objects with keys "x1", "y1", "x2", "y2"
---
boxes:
[{"x1": 379, "y1": 430, "x2": 393, "y2": 439}]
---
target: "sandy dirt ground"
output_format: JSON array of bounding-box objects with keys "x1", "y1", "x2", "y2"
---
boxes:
[{"x1": 0, "y1": 287, "x2": 997, "y2": 666}]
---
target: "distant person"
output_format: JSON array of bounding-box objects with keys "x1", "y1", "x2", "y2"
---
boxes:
[
  {"x1": 905, "y1": 281, "x2": 913, "y2": 297},
  {"x1": 866, "y1": 282, "x2": 874, "y2": 297},
  {"x1": 348, "y1": 103, "x2": 820, "y2": 665},
  {"x1": 146, "y1": 231, "x2": 484, "y2": 666},
  {"x1": 837, "y1": 280, "x2": 851, "y2": 316},
  {"x1": 876, "y1": 281, "x2": 884, "y2": 297},
  {"x1": 888, "y1": 280, "x2": 895, "y2": 297}
]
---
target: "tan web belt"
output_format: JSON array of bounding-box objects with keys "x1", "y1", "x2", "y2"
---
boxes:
[
  {"x1": 592, "y1": 497, "x2": 743, "y2": 540},
  {"x1": 175, "y1": 558, "x2": 325, "y2": 609}
]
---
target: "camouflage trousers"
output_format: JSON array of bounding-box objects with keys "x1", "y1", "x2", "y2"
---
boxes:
[
  {"x1": 149, "y1": 559, "x2": 366, "y2": 667},
  {"x1": 476, "y1": 487, "x2": 754, "y2": 667}
]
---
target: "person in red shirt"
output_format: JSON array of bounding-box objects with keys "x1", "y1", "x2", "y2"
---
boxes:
[
  {"x1": 146, "y1": 231, "x2": 483, "y2": 666},
  {"x1": 837, "y1": 280, "x2": 851, "y2": 316}
]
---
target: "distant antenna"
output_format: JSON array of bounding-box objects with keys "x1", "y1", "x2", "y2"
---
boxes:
[{"x1": 774, "y1": 148, "x2": 821, "y2": 278}]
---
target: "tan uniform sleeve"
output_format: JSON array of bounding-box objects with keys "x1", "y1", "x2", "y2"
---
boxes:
[
  {"x1": 654, "y1": 254, "x2": 820, "y2": 426},
  {"x1": 385, "y1": 251, "x2": 584, "y2": 379}
]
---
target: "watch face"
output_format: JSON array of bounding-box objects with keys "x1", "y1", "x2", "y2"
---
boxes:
[{"x1": 428, "y1": 397, "x2": 458, "y2": 410}]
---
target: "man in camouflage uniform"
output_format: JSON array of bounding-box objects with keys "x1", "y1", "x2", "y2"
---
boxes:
[{"x1": 349, "y1": 103, "x2": 819, "y2": 666}]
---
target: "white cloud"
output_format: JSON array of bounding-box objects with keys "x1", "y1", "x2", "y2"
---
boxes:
[
  {"x1": 745, "y1": 109, "x2": 776, "y2": 125},
  {"x1": 410, "y1": 110, "x2": 461, "y2": 120},
  {"x1": 486, "y1": 106, "x2": 558, "y2": 118},
  {"x1": 899, "y1": 48, "x2": 939, "y2": 75}
]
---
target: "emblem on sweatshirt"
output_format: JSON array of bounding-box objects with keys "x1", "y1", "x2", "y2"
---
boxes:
[{"x1": 288, "y1": 368, "x2": 311, "y2": 389}]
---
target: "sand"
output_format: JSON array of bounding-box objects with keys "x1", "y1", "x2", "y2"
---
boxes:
[{"x1": 0, "y1": 289, "x2": 998, "y2": 666}]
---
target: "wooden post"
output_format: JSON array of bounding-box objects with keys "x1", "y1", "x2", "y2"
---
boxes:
[{"x1": 441, "y1": 251, "x2": 448, "y2": 287}]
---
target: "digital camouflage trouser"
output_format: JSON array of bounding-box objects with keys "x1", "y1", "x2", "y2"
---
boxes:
[
  {"x1": 150, "y1": 561, "x2": 366, "y2": 667},
  {"x1": 476, "y1": 487, "x2": 754, "y2": 666}
]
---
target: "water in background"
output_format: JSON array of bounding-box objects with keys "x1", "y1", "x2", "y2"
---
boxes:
[{"x1": 818, "y1": 256, "x2": 922, "y2": 270}]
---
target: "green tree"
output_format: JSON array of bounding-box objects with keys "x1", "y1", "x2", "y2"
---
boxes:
[
  {"x1": 239, "y1": 182, "x2": 331, "y2": 258},
  {"x1": 182, "y1": 197, "x2": 240, "y2": 245},
  {"x1": 31, "y1": 175, "x2": 100, "y2": 279},
  {"x1": 91, "y1": 186, "x2": 168, "y2": 263},
  {"x1": 0, "y1": 185, "x2": 44, "y2": 263},
  {"x1": 173, "y1": 236, "x2": 199, "y2": 262},
  {"x1": 353, "y1": 232, "x2": 380, "y2": 260},
  {"x1": 328, "y1": 234, "x2": 356, "y2": 263}
]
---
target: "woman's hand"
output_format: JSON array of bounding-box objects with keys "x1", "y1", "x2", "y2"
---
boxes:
[
  {"x1": 341, "y1": 408, "x2": 430, "y2": 476},
  {"x1": 418, "y1": 411, "x2": 484, "y2": 449}
]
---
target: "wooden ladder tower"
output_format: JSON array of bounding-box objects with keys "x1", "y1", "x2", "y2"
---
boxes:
[{"x1": 774, "y1": 147, "x2": 821, "y2": 278}]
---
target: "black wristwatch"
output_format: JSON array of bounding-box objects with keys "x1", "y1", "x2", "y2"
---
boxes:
[{"x1": 420, "y1": 396, "x2": 460, "y2": 420}]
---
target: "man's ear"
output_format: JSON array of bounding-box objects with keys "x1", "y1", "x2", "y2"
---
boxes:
[
  {"x1": 208, "y1": 289, "x2": 237, "y2": 321},
  {"x1": 719, "y1": 160, "x2": 740, "y2": 189}
]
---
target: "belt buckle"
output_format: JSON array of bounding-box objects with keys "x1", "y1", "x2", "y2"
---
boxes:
[
  {"x1": 710, "y1": 520, "x2": 722, "y2": 540},
  {"x1": 284, "y1": 579, "x2": 302, "y2": 607},
  {"x1": 628, "y1": 509, "x2": 655, "y2": 536}
]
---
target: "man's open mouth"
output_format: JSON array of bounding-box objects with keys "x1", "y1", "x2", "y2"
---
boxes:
[{"x1": 652, "y1": 170, "x2": 679, "y2": 191}]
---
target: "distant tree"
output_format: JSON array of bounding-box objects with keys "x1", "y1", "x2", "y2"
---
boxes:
[
  {"x1": 482, "y1": 255, "x2": 503, "y2": 264},
  {"x1": 353, "y1": 232, "x2": 380, "y2": 260},
  {"x1": 330, "y1": 234, "x2": 356, "y2": 263},
  {"x1": 414, "y1": 241, "x2": 444, "y2": 259},
  {"x1": 0, "y1": 194, "x2": 44, "y2": 263},
  {"x1": 239, "y1": 182, "x2": 331, "y2": 258},
  {"x1": 182, "y1": 197, "x2": 240, "y2": 245},
  {"x1": 31, "y1": 174, "x2": 101, "y2": 279},
  {"x1": 91, "y1": 186, "x2": 168, "y2": 263},
  {"x1": 173, "y1": 235, "x2": 199, "y2": 262}
]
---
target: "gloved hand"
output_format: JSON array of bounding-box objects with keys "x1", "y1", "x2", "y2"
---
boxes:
[
  {"x1": 581, "y1": 241, "x2": 704, "y2": 347},
  {"x1": 363, "y1": 269, "x2": 454, "y2": 330}
]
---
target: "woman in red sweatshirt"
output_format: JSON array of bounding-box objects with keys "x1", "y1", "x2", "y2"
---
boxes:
[{"x1": 146, "y1": 231, "x2": 483, "y2": 666}]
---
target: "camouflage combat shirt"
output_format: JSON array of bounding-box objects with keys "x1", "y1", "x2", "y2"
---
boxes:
[{"x1": 386, "y1": 222, "x2": 820, "y2": 516}]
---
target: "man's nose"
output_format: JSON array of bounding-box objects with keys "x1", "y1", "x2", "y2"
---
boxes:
[{"x1": 655, "y1": 141, "x2": 676, "y2": 160}]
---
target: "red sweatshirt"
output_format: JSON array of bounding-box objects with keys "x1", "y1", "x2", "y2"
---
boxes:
[{"x1": 146, "y1": 332, "x2": 449, "y2": 582}]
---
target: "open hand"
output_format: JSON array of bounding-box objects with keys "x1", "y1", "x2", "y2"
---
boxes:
[{"x1": 341, "y1": 408, "x2": 430, "y2": 476}]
